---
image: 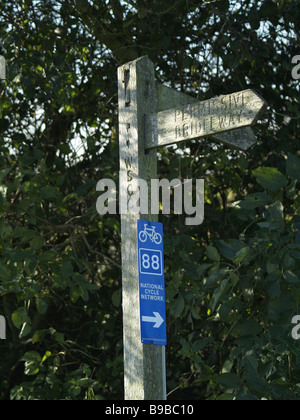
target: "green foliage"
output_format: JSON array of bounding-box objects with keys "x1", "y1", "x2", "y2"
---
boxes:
[
  {"x1": 0, "y1": 0, "x2": 300, "y2": 401},
  {"x1": 164, "y1": 155, "x2": 300, "y2": 400}
]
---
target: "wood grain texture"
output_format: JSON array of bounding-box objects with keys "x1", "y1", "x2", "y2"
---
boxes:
[
  {"x1": 146, "y1": 88, "x2": 267, "y2": 150},
  {"x1": 156, "y1": 84, "x2": 257, "y2": 151},
  {"x1": 118, "y1": 57, "x2": 166, "y2": 401}
]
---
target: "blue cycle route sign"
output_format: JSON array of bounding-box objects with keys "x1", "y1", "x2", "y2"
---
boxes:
[{"x1": 137, "y1": 220, "x2": 167, "y2": 346}]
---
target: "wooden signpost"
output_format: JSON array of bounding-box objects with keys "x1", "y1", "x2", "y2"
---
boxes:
[
  {"x1": 145, "y1": 89, "x2": 266, "y2": 150},
  {"x1": 155, "y1": 83, "x2": 258, "y2": 151},
  {"x1": 118, "y1": 56, "x2": 267, "y2": 401}
]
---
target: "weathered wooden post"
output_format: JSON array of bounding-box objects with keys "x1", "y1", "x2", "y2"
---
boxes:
[
  {"x1": 0, "y1": 55, "x2": 5, "y2": 80},
  {"x1": 118, "y1": 56, "x2": 166, "y2": 400},
  {"x1": 0, "y1": 315, "x2": 6, "y2": 340}
]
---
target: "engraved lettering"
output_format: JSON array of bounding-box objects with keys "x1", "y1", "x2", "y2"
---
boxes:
[
  {"x1": 233, "y1": 93, "x2": 245, "y2": 107},
  {"x1": 233, "y1": 94, "x2": 239, "y2": 107},
  {"x1": 219, "y1": 116, "x2": 226, "y2": 128},
  {"x1": 237, "y1": 109, "x2": 243, "y2": 123},
  {"x1": 160, "y1": 90, "x2": 265, "y2": 148},
  {"x1": 183, "y1": 123, "x2": 189, "y2": 137},
  {"x1": 127, "y1": 169, "x2": 133, "y2": 182},
  {"x1": 197, "y1": 121, "x2": 202, "y2": 134},
  {"x1": 124, "y1": 69, "x2": 131, "y2": 107},
  {"x1": 125, "y1": 157, "x2": 133, "y2": 169},
  {"x1": 175, "y1": 109, "x2": 181, "y2": 122},
  {"x1": 191, "y1": 105, "x2": 198, "y2": 119},
  {"x1": 221, "y1": 96, "x2": 227, "y2": 110},
  {"x1": 183, "y1": 108, "x2": 190, "y2": 121},
  {"x1": 126, "y1": 123, "x2": 131, "y2": 147},
  {"x1": 175, "y1": 125, "x2": 181, "y2": 138}
]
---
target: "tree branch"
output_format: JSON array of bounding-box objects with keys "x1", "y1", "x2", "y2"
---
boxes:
[{"x1": 73, "y1": 0, "x2": 139, "y2": 62}]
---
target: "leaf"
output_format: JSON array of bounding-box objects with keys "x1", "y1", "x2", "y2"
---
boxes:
[
  {"x1": 197, "y1": 264, "x2": 213, "y2": 277},
  {"x1": 36, "y1": 298, "x2": 48, "y2": 315},
  {"x1": 53, "y1": 53, "x2": 66, "y2": 68},
  {"x1": 0, "y1": 167, "x2": 13, "y2": 182},
  {"x1": 41, "y1": 351, "x2": 52, "y2": 363},
  {"x1": 80, "y1": 285, "x2": 89, "y2": 302},
  {"x1": 170, "y1": 294, "x2": 185, "y2": 317},
  {"x1": 286, "y1": 153, "x2": 300, "y2": 181},
  {"x1": 268, "y1": 281, "x2": 281, "y2": 298},
  {"x1": 222, "y1": 359, "x2": 234, "y2": 374},
  {"x1": 0, "y1": 266, "x2": 9, "y2": 281},
  {"x1": 21, "y1": 351, "x2": 41, "y2": 376},
  {"x1": 216, "y1": 373, "x2": 242, "y2": 389},
  {"x1": 19, "y1": 322, "x2": 32, "y2": 338},
  {"x1": 283, "y1": 271, "x2": 300, "y2": 284},
  {"x1": 210, "y1": 278, "x2": 229, "y2": 312},
  {"x1": 234, "y1": 247, "x2": 251, "y2": 264},
  {"x1": 252, "y1": 167, "x2": 288, "y2": 191},
  {"x1": 53, "y1": 331, "x2": 65, "y2": 346},
  {"x1": 218, "y1": 240, "x2": 245, "y2": 261},
  {"x1": 58, "y1": 143, "x2": 72, "y2": 155},
  {"x1": 244, "y1": 353, "x2": 269, "y2": 395},
  {"x1": 30, "y1": 236, "x2": 45, "y2": 251},
  {"x1": 40, "y1": 186, "x2": 59, "y2": 200},
  {"x1": 12, "y1": 308, "x2": 31, "y2": 329},
  {"x1": 236, "y1": 390, "x2": 259, "y2": 401},
  {"x1": 0, "y1": 218, "x2": 5, "y2": 238},
  {"x1": 206, "y1": 268, "x2": 228, "y2": 289},
  {"x1": 234, "y1": 320, "x2": 262, "y2": 337},
  {"x1": 61, "y1": 261, "x2": 73, "y2": 278},
  {"x1": 268, "y1": 292, "x2": 291, "y2": 321},
  {"x1": 21, "y1": 351, "x2": 42, "y2": 363},
  {"x1": 230, "y1": 272, "x2": 239, "y2": 287},
  {"x1": 243, "y1": 351, "x2": 258, "y2": 375},
  {"x1": 265, "y1": 201, "x2": 284, "y2": 223},
  {"x1": 239, "y1": 193, "x2": 270, "y2": 210},
  {"x1": 70, "y1": 285, "x2": 81, "y2": 303},
  {"x1": 207, "y1": 246, "x2": 220, "y2": 262},
  {"x1": 32, "y1": 329, "x2": 47, "y2": 344},
  {"x1": 267, "y1": 256, "x2": 280, "y2": 274},
  {"x1": 112, "y1": 289, "x2": 121, "y2": 307}
]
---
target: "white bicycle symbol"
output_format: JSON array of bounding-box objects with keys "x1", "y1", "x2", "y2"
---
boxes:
[{"x1": 139, "y1": 224, "x2": 162, "y2": 245}]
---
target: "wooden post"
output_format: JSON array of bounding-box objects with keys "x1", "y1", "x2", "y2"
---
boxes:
[
  {"x1": 0, "y1": 55, "x2": 5, "y2": 80},
  {"x1": 118, "y1": 57, "x2": 166, "y2": 400},
  {"x1": 0, "y1": 315, "x2": 6, "y2": 339}
]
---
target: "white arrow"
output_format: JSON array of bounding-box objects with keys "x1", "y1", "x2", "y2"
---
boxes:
[{"x1": 142, "y1": 312, "x2": 164, "y2": 329}]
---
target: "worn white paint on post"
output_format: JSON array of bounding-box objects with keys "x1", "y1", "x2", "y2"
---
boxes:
[
  {"x1": 146, "y1": 89, "x2": 267, "y2": 150},
  {"x1": 118, "y1": 57, "x2": 166, "y2": 400},
  {"x1": 0, "y1": 56, "x2": 5, "y2": 80},
  {"x1": 0, "y1": 316, "x2": 6, "y2": 339}
]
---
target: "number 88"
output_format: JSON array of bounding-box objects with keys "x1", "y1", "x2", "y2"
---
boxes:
[{"x1": 142, "y1": 253, "x2": 160, "y2": 271}]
